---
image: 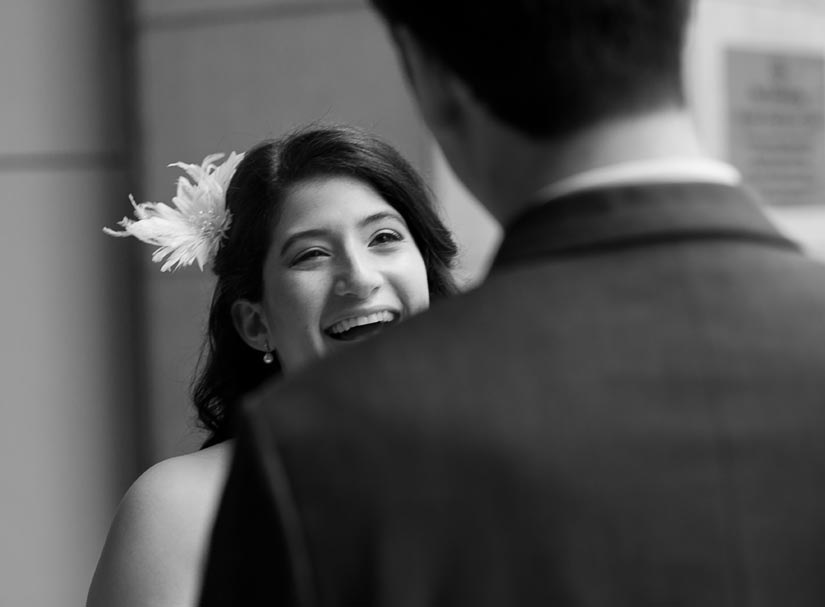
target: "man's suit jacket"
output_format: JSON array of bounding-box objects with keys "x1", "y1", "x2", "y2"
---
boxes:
[{"x1": 200, "y1": 183, "x2": 825, "y2": 606}]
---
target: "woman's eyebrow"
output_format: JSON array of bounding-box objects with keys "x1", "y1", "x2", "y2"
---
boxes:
[{"x1": 359, "y1": 211, "x2": 404, "y2": 228}]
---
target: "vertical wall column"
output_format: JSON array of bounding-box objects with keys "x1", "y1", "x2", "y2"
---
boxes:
[{"x1": 0, "y1": 2, "x2": 138, "y2": 606}]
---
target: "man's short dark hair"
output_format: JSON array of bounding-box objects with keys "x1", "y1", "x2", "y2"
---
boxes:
[{"x1": 370, "y1": 0, "x2": 693, "y2": 139}]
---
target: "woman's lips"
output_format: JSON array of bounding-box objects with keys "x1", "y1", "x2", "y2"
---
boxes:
[{"x1": 325, "y1": 310, "x2": 399, "y2": 341}]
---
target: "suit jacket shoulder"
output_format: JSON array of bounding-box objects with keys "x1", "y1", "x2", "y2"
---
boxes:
[{"x1": 203, "y1": 183, "x2": 825, "y2": 607}]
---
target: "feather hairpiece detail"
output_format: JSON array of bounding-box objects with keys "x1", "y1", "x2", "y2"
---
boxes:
[{"x1": 104, "y1": 151, "x2": 245, "y2": 271}]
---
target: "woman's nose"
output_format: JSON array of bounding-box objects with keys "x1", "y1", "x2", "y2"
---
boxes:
[{"x1": 333, "y1": 253, "x2": 382, "y2": 299}]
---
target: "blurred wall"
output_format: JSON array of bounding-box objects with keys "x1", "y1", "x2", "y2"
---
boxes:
[{"x1": 0, "y1": 2, "x2": 138, "y2": 606}]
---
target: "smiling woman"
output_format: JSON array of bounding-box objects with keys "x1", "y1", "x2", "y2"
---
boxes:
[
  {"x1": 87, "y1": 125, "x2": 458, "y2": 607},
  {"x1": 233, "y1": 175, "x2": 431, "y2": 373}
]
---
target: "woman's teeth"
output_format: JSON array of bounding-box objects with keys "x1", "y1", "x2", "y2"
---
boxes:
[{"x1": 327, "y1": 310, "x2": 396, "y2": 337}]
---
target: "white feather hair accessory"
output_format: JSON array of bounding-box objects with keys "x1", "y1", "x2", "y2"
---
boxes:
[{"x1": 104, "y1": 151, "x2": 245, "y2": 271}]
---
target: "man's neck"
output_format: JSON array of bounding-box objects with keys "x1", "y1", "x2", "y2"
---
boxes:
[{"x1": 472, "y1": 107, "x2": 709, "y2": 226}]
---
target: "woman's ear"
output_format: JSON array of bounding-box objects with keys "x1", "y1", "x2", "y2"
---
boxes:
[{"x1": 231, "y1": 299, "x2": 271, "y2": 352}]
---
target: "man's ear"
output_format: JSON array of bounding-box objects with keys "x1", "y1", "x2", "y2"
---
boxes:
[
  {"x1": 231, "y1": 299, "x2": 271, "y2": 352},
  {"x1": 391, "y1": 26, "x2": 471, "y2": 136}
]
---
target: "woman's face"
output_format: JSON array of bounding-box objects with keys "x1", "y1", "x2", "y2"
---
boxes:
[{"x1": 260, "y1": 175, "x2": 430, "y2": 372}]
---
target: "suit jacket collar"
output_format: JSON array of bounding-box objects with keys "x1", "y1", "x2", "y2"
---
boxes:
[{"x1": 493, "y1": 182, "x2": 800, "y2": 269}]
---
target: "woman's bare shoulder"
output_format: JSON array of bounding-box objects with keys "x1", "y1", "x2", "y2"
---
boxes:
[{"x1": 86, "y1": 441, "x2": 234, "y2": 607}]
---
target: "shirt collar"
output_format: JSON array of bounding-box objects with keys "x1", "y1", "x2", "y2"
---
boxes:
[
  {"x1": 495, "y1": 181, "x2": 798, "y2": 269},
  {"x1": 531, "y1": 157, "x2": 742, "y2": 205}
]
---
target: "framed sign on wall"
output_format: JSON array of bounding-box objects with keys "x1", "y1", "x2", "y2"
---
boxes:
[
  {"x1": 727, "y1": 49, "x2": 825, "y2": 208},
  {"x1": 685, "y1": 0, "x2": 825, "y2": 257}
]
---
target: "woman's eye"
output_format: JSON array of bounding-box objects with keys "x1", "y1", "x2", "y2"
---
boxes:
[
  {"x1": 291, "y1": 249, "x2": 327, "y2": 265},
  {"x1": 370, "y1": 230, "x2": 403, "y2": 246}
]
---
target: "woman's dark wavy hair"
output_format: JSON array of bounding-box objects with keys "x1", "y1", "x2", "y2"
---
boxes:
[{"x1": 192, "y1": 125, "x2": 458, "y2": 447}]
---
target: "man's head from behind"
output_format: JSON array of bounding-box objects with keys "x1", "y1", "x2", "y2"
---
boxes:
[{"x1": 370, "y1": 0, "x2": 693, "y2": 141}]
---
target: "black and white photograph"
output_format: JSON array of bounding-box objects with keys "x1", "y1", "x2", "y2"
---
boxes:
[{"x1": 2, "y1": 1, "x2": 825, "y2": 605}]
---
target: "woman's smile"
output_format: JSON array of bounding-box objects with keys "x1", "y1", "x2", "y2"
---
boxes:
[{"x1": 324, "y1": 309, "x2": 400, "y2": 341}]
